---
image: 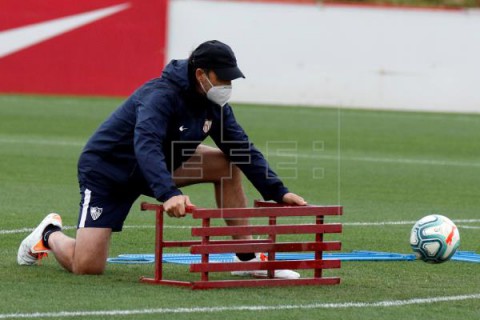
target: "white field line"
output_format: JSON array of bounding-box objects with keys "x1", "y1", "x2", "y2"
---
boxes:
[
  {"x1": 0, "y1": 226, "x2": 76, "y2": 235},
  {"x1": 0, "y1": 137, "x2": 84, "y2": 147},
  {"x1": 1, "y1": 136, "x2": 479, "y2": 168},
  {"x1": 0, "y1": 293, "x2": 479, "y2": 319},
  {"x1": 343, "y1": 219, "x2": 480, "y2": 226},
  {"x1": 0, "y1": 225, "x2": 152, "y2": 235},
  {"x1": 2, "y1": 219, "x2": 479, "y2": 235},
  {"x1": 275, "y1": 152, "x2": 480, "y2": 168},
  {"x1": 458, "y1": 225, "x2": 480, "y2": 230}
]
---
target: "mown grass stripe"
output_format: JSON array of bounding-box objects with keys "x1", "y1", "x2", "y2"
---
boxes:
[{"x1": 1, "y1": 136, "x2": 479, "y2": 168}]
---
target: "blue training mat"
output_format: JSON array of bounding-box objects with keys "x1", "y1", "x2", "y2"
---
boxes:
[{"x1": 107, "y1": 250, "x2": 480, "y2": 264}]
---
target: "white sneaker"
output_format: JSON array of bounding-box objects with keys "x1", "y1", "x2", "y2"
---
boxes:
[
  {"x1": 231, "y1": 253, "x2": 300, "y2": 279},
  {"x1": 17, "y1": 213, "x2": 62, "y2": 265}
]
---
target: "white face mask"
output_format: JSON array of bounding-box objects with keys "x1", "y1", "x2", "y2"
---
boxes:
[{"x1": 200, "y1": 73, "x2": 232, "y2": 107}]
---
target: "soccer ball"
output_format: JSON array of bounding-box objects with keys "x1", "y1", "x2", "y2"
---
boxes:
[{"x1": 410, "y1": 214, "x2": 460, "y2": 263}]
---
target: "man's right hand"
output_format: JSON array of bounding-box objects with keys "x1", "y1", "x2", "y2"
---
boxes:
[{"x1": 163, "y1": 195, "x2": 194, "y2": 218}]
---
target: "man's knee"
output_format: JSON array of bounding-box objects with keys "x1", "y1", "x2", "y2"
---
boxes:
[
  {"x1": 200, "y1": 145, "x2": 229, "y2": 167},
  {"x1": 173, "y1": 144, "x2": 246, "y2": 188},
  {"x1": 71, "y1": 248, "x2": 107, "y2": 275},
  {"x1": 201, "y1": 146, "x2": 241, "y2": 178},
  {"x1": 72, "y1": 228, "x2": 111, "y2": 275},
  {"x1": 72, "y1": 260, "x2": 105, "y2": 275}
]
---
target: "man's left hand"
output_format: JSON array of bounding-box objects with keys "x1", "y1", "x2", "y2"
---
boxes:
[{"x1": 282, "y1": 192, "x2": 307, "y2": 206}]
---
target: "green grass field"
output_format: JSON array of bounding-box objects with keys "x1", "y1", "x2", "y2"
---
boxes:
[{"x1": 0, "y1": 94, "x2": 479, "y2": 319}]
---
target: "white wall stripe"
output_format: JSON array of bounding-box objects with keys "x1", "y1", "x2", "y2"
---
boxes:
[
  {"x1": 0, "y1": 293, "x2": 478, "y2": 319},
  {"x1": 2, "y1": 219, "x2": 479, "y2": 235},
  {"x1": 78, "y1": 189, "x2": 91, "y2": 228}
]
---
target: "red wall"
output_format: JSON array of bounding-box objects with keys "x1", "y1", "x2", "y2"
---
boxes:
[{"x1": 0, "y1": 0, "x2": 168, "y2": 96}]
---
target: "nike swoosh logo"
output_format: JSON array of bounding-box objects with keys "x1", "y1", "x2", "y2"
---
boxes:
[
  {"x1": 179, "y1": 125, "x2": 188, "y2": 132},
  {"x1": 0, "y1": 3, "x2": 130, "y2": 59}
]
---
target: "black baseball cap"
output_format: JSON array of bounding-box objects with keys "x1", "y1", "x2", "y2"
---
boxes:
[{"x1": 190, "y1": 40, "x2": 245, "y2": 81}]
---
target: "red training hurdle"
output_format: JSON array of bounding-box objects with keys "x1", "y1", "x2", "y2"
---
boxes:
[{"x1": 140, "y1": 201, "x2": 343, "y2": 289}]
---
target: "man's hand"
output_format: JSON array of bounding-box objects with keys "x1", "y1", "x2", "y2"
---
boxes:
[
  {"x1": 282, "y1": 192, "x2": 307, "y2": 206},
  {"x1": 163, "y1": 195, "x2": 194, "y2": 218}
]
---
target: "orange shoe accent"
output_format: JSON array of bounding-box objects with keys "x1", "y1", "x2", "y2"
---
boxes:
[
  {"x1": 37, "y1": 252, "x2": 48, "y2": 265},
  {"x1": 259, "y1": 253, "x2": 268, "y2": 261},
  {"x1": 32, "y1": 239, "x2": 49, "y2": 253}
]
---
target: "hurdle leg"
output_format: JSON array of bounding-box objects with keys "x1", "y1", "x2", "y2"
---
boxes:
[
  {"x1": 154, "y1": 207, "x2": 164, "y2": 282},
  {"x1": 314, "y1": 215, "x2": 324, "y2": 279},
  {"x1": 140, "y1": 205, "x2": 165, "y2": 283},
  {"x1": 267, "y1": 215, "x2": 277, "y2": 278},
  {"x1": 201, "y1": 216, "x2": 210, "y2": 282},
  {"x1": 141, "y1": 203, "x2": 193, "y2": 287}
]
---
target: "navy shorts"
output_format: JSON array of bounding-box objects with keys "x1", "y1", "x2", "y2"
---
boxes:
[{"x1": 77, "y1": 183, "x2": 141, "y2": 232}]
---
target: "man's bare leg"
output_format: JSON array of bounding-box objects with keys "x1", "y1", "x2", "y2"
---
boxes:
[
  {"x1": 213, "y1": 161, "x2": 250, "y2": 240},
  {"x1": 48, "y1": 228, "x2": 112, "y2": 274},
  {"x1": 173, "y1": 144, "x2": 251, "y2": 240}
]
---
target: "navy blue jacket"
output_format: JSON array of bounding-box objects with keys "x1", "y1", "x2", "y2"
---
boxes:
[{"x1": 78, "y1": 59, "x2": 289, "y2": 203}]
